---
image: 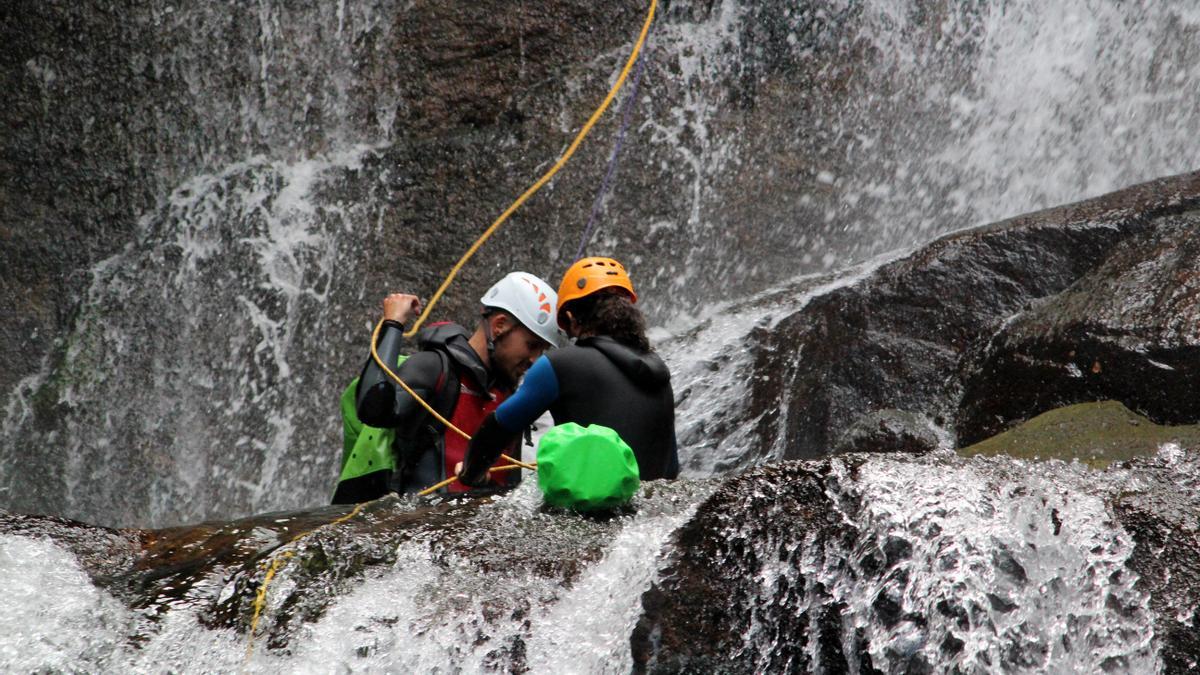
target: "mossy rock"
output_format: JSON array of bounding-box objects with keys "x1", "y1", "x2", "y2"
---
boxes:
[{"x1": 958, "y1": 401, "x2": 1200, "y2": 468}]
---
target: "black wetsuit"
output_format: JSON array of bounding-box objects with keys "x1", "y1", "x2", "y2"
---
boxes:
[
  {"x1": 336, "y1": 321, "x2": 517, "y2": 502},
  {"x1": 461, "y1": 335, "x2": 679, "y2": 484}
]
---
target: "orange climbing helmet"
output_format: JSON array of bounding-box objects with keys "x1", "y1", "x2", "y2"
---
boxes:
[{"x1": 556, "y1": 257, "x2": 637, "y2": 328}]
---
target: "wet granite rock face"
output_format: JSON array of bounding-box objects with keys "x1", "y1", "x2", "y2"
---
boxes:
[
  {"x1": 833, "y1": 409, "x2": 940, "y2": 456},
  {"x1": 708, "y1": 171, "x2": 1200, "y2": 464},
  {"x1": 0, "y1": 0, "x2": 659, "y2": 371},
  {"x1": 0, "y1": 0, "x2": 882, "y2": 415},
  {"x1": 956, "y1": 216, "x2": 1200, "y2": 446},
  {"x1": 0, "y1": 0, "x2": 675, "y2": 525}
]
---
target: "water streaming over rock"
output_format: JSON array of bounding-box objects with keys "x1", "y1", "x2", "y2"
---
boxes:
[
  {"x1": 7, "y1": 444, "x2": 1199, "y2": 672},
  {"x1": 634, "y1": 452, "x2": 1174, "y2": 673}
]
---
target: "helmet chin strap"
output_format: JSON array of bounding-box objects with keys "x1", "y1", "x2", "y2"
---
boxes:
[
  {"x1": 482, "y1": 313, "x2": 510, "y2": 360},
  {"x1": 483, "y1": 314, "x2": 496, "y2": 359}
]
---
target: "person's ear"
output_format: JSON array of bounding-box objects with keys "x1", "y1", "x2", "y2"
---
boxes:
[{"x1": 491, "y1": 312, "x2": 511, "y2": 334}]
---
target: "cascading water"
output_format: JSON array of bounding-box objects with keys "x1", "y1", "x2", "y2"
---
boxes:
[
  {"x1": 1, "y1": 147, "x2": 385, "y2": 526},
  {"x1": 2, "y1": 0, "x2": 1200, "y2": 671},
  {"x1": 0, "y1": 480, "x2": 716, "y2": 673},
  {"x1": 807, "y1": 457, "x2": 1159, "y2": 673}
]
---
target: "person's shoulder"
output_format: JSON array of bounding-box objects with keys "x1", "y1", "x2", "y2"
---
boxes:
[
  {"x1": 545, "y1": 343, "x2": 583, "y2": 362},
  {"x1": 545, "y1": 343, "x2": 602, "y2": 371},
  {"x1": 397, "y1": 349, "x2": 449, "y2": 387}
]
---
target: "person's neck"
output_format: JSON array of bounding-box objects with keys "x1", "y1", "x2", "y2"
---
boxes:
[{"x1": 468, "y1": 327, "x2": 491, "y2": 369}]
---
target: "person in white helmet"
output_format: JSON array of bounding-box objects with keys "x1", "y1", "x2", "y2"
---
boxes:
[{"x1": 332, "y1": 273, "x2": 563, "y2": 503}]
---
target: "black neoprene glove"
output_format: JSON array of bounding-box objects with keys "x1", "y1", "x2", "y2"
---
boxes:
[{"x1": 458, "y1": 412, "x2": 520, "y2": 487}]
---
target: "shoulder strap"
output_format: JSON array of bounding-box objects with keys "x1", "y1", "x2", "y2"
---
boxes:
[{"x1": 428, "y1": 348, "x2": 460, "y2": 424}]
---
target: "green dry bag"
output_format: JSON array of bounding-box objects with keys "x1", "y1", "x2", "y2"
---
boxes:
[{"x1": 537, "y1": 422, "x2": 640, "y2": 511}]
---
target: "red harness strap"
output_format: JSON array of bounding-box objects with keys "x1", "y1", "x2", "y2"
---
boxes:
[{"x1": 442, "y1": 382, "x2": 516, "y2": 493}]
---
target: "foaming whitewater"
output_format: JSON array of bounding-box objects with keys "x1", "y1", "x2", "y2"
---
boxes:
[
  {"x1": 812, "y1": 456, "x2": 1158, "y2": 672},
  {"x1": 0, "y1": 480, "x2": 714, "y2": 673},
  {"x1": 281, "y1": 484, "x2": 709, "y2": 673},
  {"x1": 628, "y1": 449, "x2": 1183, "y2": 673},
  {"x1": 0, "y1": 536, "x2": 132, "y2": 672}
]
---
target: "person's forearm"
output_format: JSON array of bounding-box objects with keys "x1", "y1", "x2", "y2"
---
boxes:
[
  {"x1": 355, "y1": 320, "x2": 406, "y2": 426},
  {"x1": 459, "y1": 413, "x2": 520, "y2": 486}
]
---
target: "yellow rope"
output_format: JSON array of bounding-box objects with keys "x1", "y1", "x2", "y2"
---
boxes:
[
  {"x1": 500, "y1": 456, "x2": 537, "y2": 472},
  {"x1": 417, "y1": 462, "x2": 527, "y2": 497},
  {"x1": 403, "y1": 0, "x2": 658, "y2": 338},
  {"x1": 244, "y1": 501, "x2": 367, "y2": 661}
]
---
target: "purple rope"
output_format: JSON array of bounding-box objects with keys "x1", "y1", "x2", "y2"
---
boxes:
[{"x1": 574, "y1": 45, "x2": 651, "y2": 261}]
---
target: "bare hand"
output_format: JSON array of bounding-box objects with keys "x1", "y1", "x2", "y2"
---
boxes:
[
  {"x1": 455, "y1": 460, "x2": 489, "y2": 488},
  {"x1": 382, "y1": 293, "x2": 422, "y2": 325}
]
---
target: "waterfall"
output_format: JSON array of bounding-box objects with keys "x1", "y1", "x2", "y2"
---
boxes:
[
  {"x1": 3, "y1": 0, "x2": 1199, "y2": 528},
  {"x1": 1, "y1": 2, "x2": 1199, "y2": 669}
]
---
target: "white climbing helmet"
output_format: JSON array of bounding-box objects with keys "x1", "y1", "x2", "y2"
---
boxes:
[{"x1": 481, "y1": 272, "x2": 565, "y2": 348}]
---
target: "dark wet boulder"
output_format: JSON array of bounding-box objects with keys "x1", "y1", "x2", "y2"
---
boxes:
[
  {"x1": 0, "y1": 480, "x2": 711, "y2": 670},
  {"x1": 678, "y1": 170, "x2": 1200, "y2": 470},
  {"x1": 0, "y1": 492, "x2": 620, "y2": 653},
  {"x1": 956, "y1": 218, "x2": 1200, "y2": 445},
  {"x1": 631, "y1": 461, "x2": 867, "y2": 674},
  {"x1": 634, "y1": 450, "x2": 1196, "y2": 673},
  {"x1": 1, "y1": 499, "x2": 484, "y2": 647},
  {"x1": 833, "y1": 409, "x2": 941, "y2": 456}
]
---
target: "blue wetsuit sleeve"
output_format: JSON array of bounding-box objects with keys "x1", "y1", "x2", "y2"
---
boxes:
[{"x1": 494, "y1": 355, "x2": 559, "y2": 432}]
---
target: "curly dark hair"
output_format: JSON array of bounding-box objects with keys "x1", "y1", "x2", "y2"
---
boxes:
[{"x1": 563, "y1": 291, "x2": 650, "y2": 352}]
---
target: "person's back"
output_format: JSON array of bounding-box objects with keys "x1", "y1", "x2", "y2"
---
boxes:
[
  {"x1": 459, "y1": 257, "x2": 680, "y2": 487},
  {"x1": 542, "y1": 336, "x2": 677, "y2": 480},
  {"x1": 362, "y1": 322, "x2": 510, "y2": 494}
]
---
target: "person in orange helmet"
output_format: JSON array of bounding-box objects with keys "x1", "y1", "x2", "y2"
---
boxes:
[{"x1": 457, "y1": 257, "x2": 679, "y2": 487}]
